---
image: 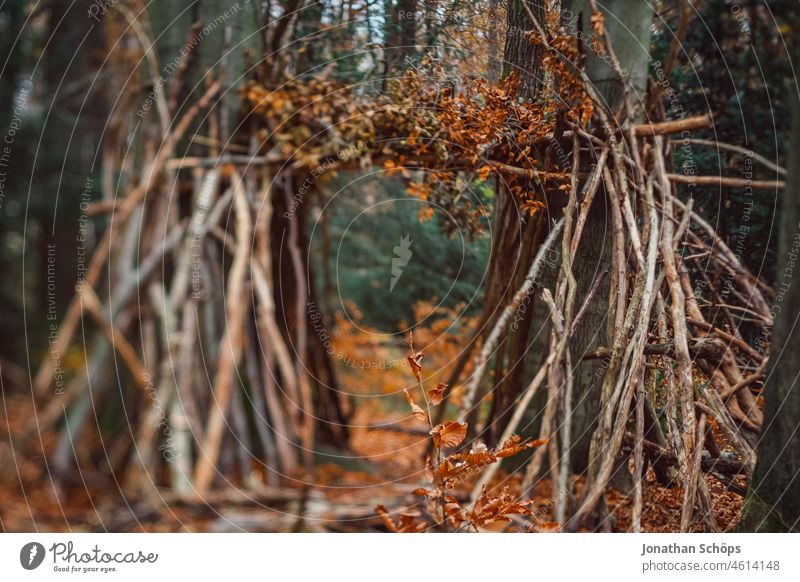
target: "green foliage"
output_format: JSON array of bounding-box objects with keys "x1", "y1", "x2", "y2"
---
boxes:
[
  {"x1": 311, "y1": 172, "x2": 491, "y2": 331},
  {"x1": 652, "y1": 0, "x2": 792, "y2": 283}
]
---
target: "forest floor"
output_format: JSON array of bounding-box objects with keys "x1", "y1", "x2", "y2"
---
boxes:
[
  {"x1": 0, "y1": 387, "x2": 746, "y2": 533},
  {"x1": 0, "y1": 310, "x2": 746, "y2": 532}
]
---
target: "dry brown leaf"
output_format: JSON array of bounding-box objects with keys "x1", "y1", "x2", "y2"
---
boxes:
[
  {"x1": 436, "y1": 457, "x2": 462, "y2": 480},
  {"x1": 430, "y1": 421, "x2": 467, "y2": 448},
  {"x1": 495, "y1": 435, "x2": 547, "y2": 458},
  {"x1": 403, "y1": 388, "x2": 428, "y2": 422},
  {"x1": 376, "y1": 505, "x2": 427, "y2": 533},
  {"x1": 428, "y1": 383, "x2": 447, "y2": 406},
  {"x1": 470, "y1": 485, "x2": 533, "y2": 528},
  {"x1": 407, "y1": 352, "x2": 424, "y2": 381},
  {"x1": 444, "y1": 497, "x2": 465, "y2": 528},
  {"x1": 591, "y1": 11, "x2": 605, "y2": 38},
  {"x1": 376, "y1": 505, "x2": 398, "y2": 532}
]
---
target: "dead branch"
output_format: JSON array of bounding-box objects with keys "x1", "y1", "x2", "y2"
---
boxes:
[
  {"x1": 667, "y1": 173, "x2": 785, "y2": 189},
  {"x1": 194, "y1": 171, "x2": 253, "y2": 496},
  {"x1": 633, "y1": 114, "x2": 714, "y2": 137}
]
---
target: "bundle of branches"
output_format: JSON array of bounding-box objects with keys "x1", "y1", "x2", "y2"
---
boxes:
[
  {"x1": 15, "y1": 20, "x2": 351, "y2": 503},
  {"x1": 14, "y1": 6, "x2": 775, "y2": 531},
  {"x1": 234, "y1": 18, "x2": 776, "y2": 532},
  {"x1": 444, "y1": 24, "x2": 774, "y2": 532}
]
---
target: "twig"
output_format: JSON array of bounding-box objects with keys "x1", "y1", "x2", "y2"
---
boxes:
[
  {"x1": 672, "y1": 138, "x2": 786, "y2": 175},
  {"x1": 458, "y1": 217, "x2": 565, "y2": 420},
  {"x1": 194, "y1": 170, "x2": 253, "y2": 496},
  {"x1": 667, "y1": 173, "x2": 784, "y2": 189}
]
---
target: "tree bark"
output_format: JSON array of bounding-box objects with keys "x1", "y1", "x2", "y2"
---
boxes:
[
  {"x1": 503, "y1": 0, "x2": 545, "y2": 100},
  {"x1": 739, "y1": 80, "x2": 800, "y2": 533},
  {"x1": 516, "y1": 1, "x2": 654, "y2": 479}
]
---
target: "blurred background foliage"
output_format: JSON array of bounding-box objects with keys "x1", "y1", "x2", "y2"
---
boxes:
[
  {"x1": 311, "y1": 172, "x2": 490, "y2": 332},
  {"x1": 0, "y1": 0, "x2": 793, "y2": 366}
]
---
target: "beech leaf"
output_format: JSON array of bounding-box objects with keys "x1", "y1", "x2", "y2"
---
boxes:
[
  {"x1": 430, "y1": 421, "x2": 467, "y2": 448},
  {"x1": 407, "y1": 352, "x2": 424, "y2": 381},
  {"x1": 428, "y1": 383, "x2": 447, "y2": 406},
  {"x1": 403, "y1": 388, "x2": 428, "y2": 422}
]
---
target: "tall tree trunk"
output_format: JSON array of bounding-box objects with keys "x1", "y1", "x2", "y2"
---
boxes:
[
  {"x1": 40, "y1": 0, "x2": 108, "y2": 336},
  {"x1": 384, "y1": 0, "x2": 417, "y2": 84},
  {"x1": 503, "y1": 0, "x2": 545, "y2": 100},
  {"x1": 468, "y1": 1, "x2": 546, "y2": 444},
  {"x1": 565, "y1": 0, "x2": 653, "y2": 473},
  {"x1": 487, "y1": 0, "x2": 501, "y2": 83},
  {"x1": 739, "y1": 81, "x2": 800, "y2": 533},
  {"x1": 486, "y1": 1, "x2": 653, "y2": 508}
]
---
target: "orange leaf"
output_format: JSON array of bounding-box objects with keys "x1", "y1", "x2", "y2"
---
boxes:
[
  {"x1": 591, "y1": 11, "x2": 605, "y2": 39},
  {"x1": 376, "y1": 505, "x2": 427, "y2": 533},
  {"x1": 430, "y1": 421, "x2": 467, "y2": 448},
  {"x1": 444, "y1": 499, "x2": 465, "y2": 528},
  {"x1": 428, "y1": 383, "x2": 447, "y2": 406},
  {"x1": 375, "y1": 505, "x2": 398, "y2": 532},
  {"x1": 495, "y1": 435, "x2": 547, "y2": 458},
  {"x1": 407, "y1": 352, "x2": 424, "y2": 381},
  {"x1": 403, "y1": 388, "x2": 428, "y2": 423}
]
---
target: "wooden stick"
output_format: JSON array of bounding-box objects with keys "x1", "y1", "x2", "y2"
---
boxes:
[
  {"x1": 33, "y1": 81, "x2": 221, "y2": 398},
  {"x1": 687, "y1": 319, "x2": 764, "y2": 363},
  {"x1": 720, "y1": 357, "x2": 768, "y2": 400},
  {"x1": 194, "y1": 171, "x2": 253, "y2": 496},
  {"x1": 632, "y1": 366, "x2": 645, "y2": 533},
  {"x1": 667, "y1": 173, "x2": 784, "y2": 189},
  {"x1": 680, "y1": 412, "x2": 705, "y2": 531},
  {"x1": 672, "y1": 138, "x2": 786, "y2": 175},
  {"x1": 633, "y1": 114, "x2": 714, "y2": 137},
  {"x1": 77, "y1": 285, "x2": 150, "y2": 393}
]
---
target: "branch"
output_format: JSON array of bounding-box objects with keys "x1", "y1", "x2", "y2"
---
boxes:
[
  {"x1": 633, "y1": 114, "x2": 714, "y2": 137},
  {"x1": 672, "y1": 138, "x2": 787, "y2": 176},
  {"x1": 77, "y1": 285, "x2": 150, "y2": 393},
  {"x1": 687, "y1": 319, "x2": 764, "y2": 363},
  {"x1": 667, "y1": 173, "x2": 785, "y2": 189},
  {"x1": 458, "y1": 217, "x2": 565, "y2": 420}
]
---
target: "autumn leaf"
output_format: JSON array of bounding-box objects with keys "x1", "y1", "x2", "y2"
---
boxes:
[
  {"x1": 428, "y1": 383, "x2": 447, "y2": 406},
  {"x1": 495, "y1": 435, "x2": 547, "y2": 458},
  {"x1": 469, "y1": 485, "x2": 533, "y2": 528},
  {"x1": 383, "y1": 159, "x2": 403, "y2": 177},
  {"x1": 436, "y1": 457, "x2": 462, "y2": 480},
  {"x1": 403, "y1": 388, "x2": 428, "y2": 423},
  {"x1": 430, "y1": 421, "x2": 467, "y2": 448},
  {"x1": 522, "y1": 199, "x2": 545, "y2": 216},
  {"x1": 376, "y1": 505, "x2": 397, "y2": 532},
  {"x1": 376, "y1": 505, "x2": 427, "y2": 533},
  {"x1": 444, "y1": 496, "x2": 465, "y2": 528},
  {"x1": 406, "y1": 180, "x2": 431, "y2": 200},
  {"x1": 407, "y1": 352, "x2": 424, "y2": 381},
  {"x1": 461, "y1": 440, "x2": 496, "y2": 467}
]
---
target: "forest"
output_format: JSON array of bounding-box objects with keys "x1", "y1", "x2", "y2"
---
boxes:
[{"x1": 0, "y1": 0, "x2": 798, "y2": 534}]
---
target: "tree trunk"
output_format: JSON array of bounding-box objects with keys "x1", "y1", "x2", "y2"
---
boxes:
[
  {"x1": 501, "y1": 2, "x2": 653, "y2": 480},
  {"x1": 503, "y1": 0, "x2": 545, "y2": 100},
  {"x1": 384, "y1": 0, "x2": 417, "y2": 83},
  {"x1": 739, "y1": 82, "x2": 800, "y2": 533}
]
